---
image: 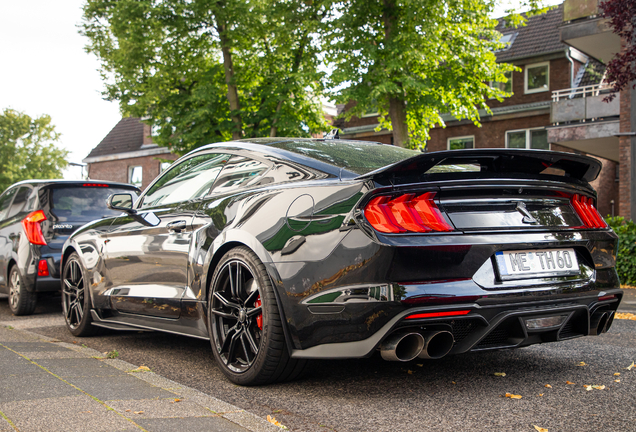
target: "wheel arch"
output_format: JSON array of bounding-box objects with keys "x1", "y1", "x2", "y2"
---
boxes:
[{"x1": 202, "y1": 232, "x2": 295, "y2": 354}]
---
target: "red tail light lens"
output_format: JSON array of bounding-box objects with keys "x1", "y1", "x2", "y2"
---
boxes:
[
  {"x1": 571, "y1": 195, "x2": 607, "y2": 229},
  {"x1": 38, "y1": 259, "x2": 49, "y2": 277},
  {"x1": 364, "y1": 192, "x2": 453, "y2": 233},
  {"x1": 22, "y1": 210, "x2": 47, "y2": 245}
]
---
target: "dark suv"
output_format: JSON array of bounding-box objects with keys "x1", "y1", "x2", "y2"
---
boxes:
[{"x1": 0, "y1": 180, "x2": 140, "y2": 315}]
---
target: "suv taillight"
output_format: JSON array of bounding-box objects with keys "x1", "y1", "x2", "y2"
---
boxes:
[
  {"x1": 364, "y1": 192, "x2": 454, "y2": 233},
  {"x1": 571, "y1": 195, "x2": 607, "y2": 229},
  {"x1": 22, "y1": 210, "x2": 47, "y2": 245}
]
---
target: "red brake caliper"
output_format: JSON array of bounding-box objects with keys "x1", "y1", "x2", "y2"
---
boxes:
[{"x1": 255, "y1": 295, "x2": 263, "y2": 330}]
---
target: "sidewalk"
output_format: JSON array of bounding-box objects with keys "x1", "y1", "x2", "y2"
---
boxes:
[{"x1": 0, "y1": 325, "x2": 279, "y2": 432}]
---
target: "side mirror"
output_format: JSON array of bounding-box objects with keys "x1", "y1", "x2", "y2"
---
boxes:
[{"x1": 107, "y1": 193, "x2": 135, "y2": 213}]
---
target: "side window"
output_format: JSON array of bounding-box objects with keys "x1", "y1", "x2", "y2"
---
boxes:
[
  {"x1": 210, "y1": 156, "x2": 270, "y2": 196},
  {"x1": 140, "y1": 153, "x2": 229, "y2": 208},
  {"x1": 6, "y1": 187, "x2": 32, "y2": 219},
  {"x1": 0, "y1": 188, "x2": 17, "y2": 221}
]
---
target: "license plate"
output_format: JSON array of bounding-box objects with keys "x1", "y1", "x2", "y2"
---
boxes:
[{"x1": 495, "y1": 248, "x2": 580, "y2": 280}]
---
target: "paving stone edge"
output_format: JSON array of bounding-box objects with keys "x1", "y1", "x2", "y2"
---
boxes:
[{"x1": 0, "y1": 325, "x2": 280, "y2": 432}]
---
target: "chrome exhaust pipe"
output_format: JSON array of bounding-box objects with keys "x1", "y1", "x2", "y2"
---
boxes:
[
  {"x1": 605, "y1": 311, "x2": 615, "y2": 332},
  {"x1": 590, "y1": 311, "x2": 609, "y2": 336},
  {"x1": 380, "y1": 331, "x2": 425, "y2": 362},
  {"x1": 418, "y1": 331, "x2": 455, "y2": 360}
]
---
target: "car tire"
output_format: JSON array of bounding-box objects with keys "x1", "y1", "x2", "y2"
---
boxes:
[
  {"x1": 62, "y1": 252, "x2": 99, "y2": 336},
  {"x1": 8, "y1": 265, "x2": 37, "y2": 316},
  {"x1": 208, "y1": 246, "x2": 306, "y2": 385}
]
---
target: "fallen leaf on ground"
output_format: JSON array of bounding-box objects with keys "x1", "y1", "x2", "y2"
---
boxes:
[
  {"x1": 584, "y1": 385, "x2": 593, "y2": 391},
  {"x1": 134, "y1": 411, "x2": 143, "y2": 415},
  {"x1": 615, "y1": 312, "x2": 636, "y2": 321},
  {"x1": 416, "y1": 364, "x2": 423, "y2": 367},
  {"x1": 614, "y1": 373, "x2": 621, "y2": 376},
  {"x1": 494, "y1": 372, "x2": 506, "y2": 377},
  {"x1": 267, "y1": 415, "x2": 287, "y2": 429},
  {"x1": 615, "y1": 379, "x2": 620, "y2": 383},
  {"x1": 577, "y1": 362, "x2": 586, "y2": 366},
  {"x1": 170, "y1": 399, "x2": 181, "y2": 403},
  {"x1": 627, "y1": 361, "x2": 635, "y2": 371},
  {"x1": 451, "y1": 381, "x2": 456, "y2": 385},
  {"x1": 566, "y1": 381, "x2": 575, "y2": 385},
  {"x1": 544, "y1": 384, "x2": 552, "y2": 388},
  {"x1": 125, "y1": 409, "x2": 131, "y2": 412},
  {"x1": 537, "y1": 394, "x2": 544, "y2": 397},
  {"x1": 592, "y1": 385, "x2": 605, "y2": 390},
  {"x1": 407, "y1": 370, "x2": 413, "y2": 375},
  {"x1": 533, "y1": 425, "x2": 548, "y2": 432},
  {"x1": 132, "y1": 365, "x2": 151, "y2": 372},
  {"x1": 505, "y1": 393, "x2": 522, "y2": 399}
]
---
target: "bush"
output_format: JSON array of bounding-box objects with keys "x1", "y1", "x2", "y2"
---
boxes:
[{"x1": 606, "y1": 216, "x2": 636, "y2": 285}]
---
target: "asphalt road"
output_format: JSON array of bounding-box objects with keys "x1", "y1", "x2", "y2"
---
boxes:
[{"x1": 1, "y1": 290, "x2": 635, "y2": 432}]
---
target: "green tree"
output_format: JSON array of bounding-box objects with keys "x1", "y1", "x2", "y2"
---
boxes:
[
  {"x1": 81, "y1": 0, "x2": 330, "y2": 155},
  {"x1": 326, "y1": 0, "x2": 516, "y2": 148},
  {"x1": 0, "y1": 109, "x2": 69, "y2": 192}
]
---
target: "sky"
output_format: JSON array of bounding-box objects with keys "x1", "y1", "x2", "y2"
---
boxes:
[{"x1": 0, "y1": 0, "x2": 563, "y2": 180}]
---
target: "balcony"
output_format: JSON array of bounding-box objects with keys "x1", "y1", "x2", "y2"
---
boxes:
[
  {"x1": 548, "y1": 83, "x2": 620, "y2": 161},
  {"x1": 560, "y1": 0, "x2": 621, "y2": 63}
]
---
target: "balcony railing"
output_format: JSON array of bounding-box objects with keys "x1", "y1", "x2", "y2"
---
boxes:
[{"x1": 552, "y1": 83, "x2": 613, "y2": 102}]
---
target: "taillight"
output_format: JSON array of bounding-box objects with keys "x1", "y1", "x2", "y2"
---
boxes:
[
  {"x1": 571, "y1": 195, "x2": 607, "y2": 229},
  {"x1": 38, "y1": 259, "x2": 49, "y2": 277},
  {"x1": 22, "y1": 210, "x2": 47, "y2": 245},
  {"x1": 364, "y1": 192, "x2": 453, "y2": 233}
]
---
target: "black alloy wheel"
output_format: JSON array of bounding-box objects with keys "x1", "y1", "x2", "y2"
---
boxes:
[
  {"x1": 62, "y1": 252, "x2": 98, "y2": 336},
  {"x1": 208, "y1": 247, "x2": 306, "y2": 385},
  {"x1": 8, "y1": 266, "x2": 37, "y2": 316}
]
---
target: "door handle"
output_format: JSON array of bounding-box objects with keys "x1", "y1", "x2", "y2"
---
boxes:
[{"x1": 167, "y1": 220, "x2": 187, "y2": 233}]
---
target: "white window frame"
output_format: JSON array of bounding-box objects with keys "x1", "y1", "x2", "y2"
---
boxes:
[
  {"x1": 128, "y1": 165, "x2": 143, "y2": 187},
  {"x1": 505, "y1": 128, "x2": 550, "y2": 150},
  {"x1": 524, "y1": 61, "x2": 550, "y2": 94},
  {"x1": 490, "y1": 70, "x2": 513, "y2": 96},
  {"x1": 447, "y1": 135, "x2": 475, "y2": 150}
]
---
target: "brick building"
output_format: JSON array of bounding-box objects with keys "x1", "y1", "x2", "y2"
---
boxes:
[
  {"x1": 336, "y1": 3, "x2": 621, "y2": 217},
  {"x1": 83, "y1": 117, "x2": 178, "y2": 191}
]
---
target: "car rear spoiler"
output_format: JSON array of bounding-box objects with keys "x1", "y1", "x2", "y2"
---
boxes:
[{"x1": 355, "y1": 149, "x2": 602, "y2": 184}]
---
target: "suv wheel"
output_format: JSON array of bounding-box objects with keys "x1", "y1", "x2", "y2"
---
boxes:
[{"x1": 8, "y1": 266, "x2": 37, "y2": 316}]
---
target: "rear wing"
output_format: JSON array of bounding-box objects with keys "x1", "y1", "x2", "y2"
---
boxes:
[{"x1": 356, "y1": 149, "x2": 602, "y2": 184}]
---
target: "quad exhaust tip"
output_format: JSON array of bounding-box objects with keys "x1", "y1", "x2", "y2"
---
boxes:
[
  {"x1": 381, "y1": 330, "x2": 454, "y2": 362},
  {"x1": 590, "y1": 310, "x2": 614, "y2": 335}
]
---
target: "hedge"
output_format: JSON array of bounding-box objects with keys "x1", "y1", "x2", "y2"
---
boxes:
[{"x1": 606, "y1": 216, "x2": 636, "y2": 286}]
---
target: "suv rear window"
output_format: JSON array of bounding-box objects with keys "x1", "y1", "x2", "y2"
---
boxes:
[{"x1": 50, "y1": 186, "x2": 139, "y2": 222}]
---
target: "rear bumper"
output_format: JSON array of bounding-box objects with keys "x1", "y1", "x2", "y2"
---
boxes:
[
  {"x1": 23, "y1": 253, "x2": 62, "y2": 293},
  {"x1": 290, "y1": 280, "x2": 622, "y2": 359}
]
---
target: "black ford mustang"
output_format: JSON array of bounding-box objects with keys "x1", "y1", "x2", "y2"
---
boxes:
[{"x1": 61, "y1": 138, "x2": 622, "y2": 385}]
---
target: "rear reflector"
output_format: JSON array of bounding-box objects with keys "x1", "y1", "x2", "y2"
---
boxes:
[
  {"x1": 598, "y1": 294, "x2": 616, "y2": 301},
  {"x1": 571, "y1": 195, "x2": 607, "y2": 229},
  {"x1": 405, "y1": 310, "x2": 470, "y2": 320},
  {"x1": 364, "y1": 192, "x2": 453, "y2": 233},
  {"x1": 22, "y1": 210, "x2": 47, "y2": 245},
  {"x1": 38, "y1": 259, "x2": 49, "y2": 277}
]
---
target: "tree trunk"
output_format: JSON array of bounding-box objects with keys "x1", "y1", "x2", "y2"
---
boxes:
[
  {"x1": 388, "y1": 96, "x2": 409, "y2": 147},
  {"x1": 215, "y1": 16, "x2": 243, "y2": 140},
  {"x1": 269, "y1": 32, "x2": 310, "y2": 137},
  {"x1": 383, "y1": 0, "x2": 409, "y2": 147}
]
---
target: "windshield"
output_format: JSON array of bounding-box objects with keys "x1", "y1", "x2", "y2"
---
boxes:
[
  {"x1": 265, "y1": 139, "x2": 420, "y2": 175},
  {"x1": 51, "y1": 186, "x2": 139, "y2": 222}
]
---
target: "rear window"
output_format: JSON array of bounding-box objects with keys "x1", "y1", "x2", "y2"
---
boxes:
[
  {"x1": 50, "y1": 186, "x2": 139, "y2": 222},
  {"x1": 266, "y1": 140, "x2": 420, "y2": 175}
]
